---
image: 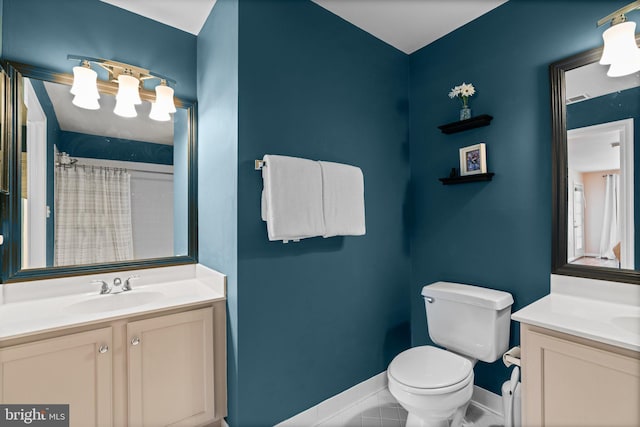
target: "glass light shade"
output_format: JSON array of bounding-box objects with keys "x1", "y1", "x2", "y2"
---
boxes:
[
  {"x1": 149, "y1": 102, "x2": 171, "y2": 122},
  {"x1": 72, "y1": 94, "x2": 100, "y2": 110},
  {"x1": 113, "y1": 98, "x2": 137, "y2": 118},
  {"x1": 70, "y1": 65, "x2": 100, "y2": 99},
  {"x1": 606, "y1": 51, "x2": 640, "y2": 77},
  {"x1": 600, "y1": 21, "x2": 640, "y2": 76},
  {"x1": 155, "y1": 84, "x2": 176, "y2": 113},
  {"x1": 116, "y1": 74, "x2": 142, "y2": 105}
]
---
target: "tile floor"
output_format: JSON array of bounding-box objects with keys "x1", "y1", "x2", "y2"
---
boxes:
[{"x1": 316, "y1": 388, "x2": 503, "y2": 427}]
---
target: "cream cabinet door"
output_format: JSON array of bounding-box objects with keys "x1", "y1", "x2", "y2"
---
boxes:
[
  {"x1": 127, "y1": 307, "x2": 215, "y2": 427},
  {"x1": 0, "y1": 327, "x2": 113, "y2": 427},
  {"x1": 521, "y1": 325, "x2": 640, "y2": 427}
]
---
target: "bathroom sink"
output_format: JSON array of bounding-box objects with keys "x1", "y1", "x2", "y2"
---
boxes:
[
  {"x1": 67, "y1": 291, "x2": 164, "y2": 314},
  {"x1": 612, "y1": 315, "x2": 640, "y2": 336}
]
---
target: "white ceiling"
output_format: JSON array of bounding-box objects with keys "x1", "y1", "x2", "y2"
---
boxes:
[
  {"x1": 100, "y1": 0, "x2": 218, "y2": 35},
  {"x1": 43, "y1": 81, "x2": 174, "y2": 145},
  {"x1": 100, "y1": 0, "x2": 508, "y2": 54},
  {"x1": 311, "y1": 0, "x2": 508, "y2": 54},
  {"x1": 568, "y1": 128, "x2": 620, "y2": 173},
  {"x1": 566, "y1": 62, "x2": 640, "y2": 104}
]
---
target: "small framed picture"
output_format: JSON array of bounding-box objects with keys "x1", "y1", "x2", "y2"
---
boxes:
[{"x1": 459, "y1": 143, "x2": 487, "y2": 176}]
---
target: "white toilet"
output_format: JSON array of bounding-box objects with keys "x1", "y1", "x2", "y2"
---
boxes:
[{"x1": 387, "y1": 282, "x2": 513, "y2": 427}]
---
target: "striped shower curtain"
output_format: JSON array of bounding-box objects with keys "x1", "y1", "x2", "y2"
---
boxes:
[{"x1": 54, "y1": 166, "x2": 134, "y2": 266}]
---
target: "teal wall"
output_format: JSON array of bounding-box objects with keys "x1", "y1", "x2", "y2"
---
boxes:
[
  {"x1": 234, "y1": 1, "x2": 410, "y2": 424},
  {"x1": 196, "y1": 0, "x2": 239, "y2": 423},
  {"x1": 57, "y1": 131, "x2": 174, "y2": 164},
  {"x1": 408, "y1": 0, "x2": 635, "y2": 395},
  {"x1": 197, "y1": 0, "x2": 410, "y2": 425}
]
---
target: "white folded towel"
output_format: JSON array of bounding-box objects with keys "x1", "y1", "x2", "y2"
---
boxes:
[
  {"x1": 262, "y1": 155, "x2": 325, "y2": 242},
  {"x1": 318, "y1": 161, "x2": 366, "y2": 238}
]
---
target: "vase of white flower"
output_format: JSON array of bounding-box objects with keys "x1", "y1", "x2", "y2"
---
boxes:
[
  {"x1": 460, "y1": 106, "x2": 471, "y2": 121},
  {"x1": 448, "y1": 82, "x2": 476, "y2": 121}
]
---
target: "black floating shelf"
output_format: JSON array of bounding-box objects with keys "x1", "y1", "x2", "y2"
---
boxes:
[
  {"x1": 438, "y1": 114, "x2": 493, "y2": 134},
  {"x1": 439, "y1": 173, "x2": 494, "y2": 185}
]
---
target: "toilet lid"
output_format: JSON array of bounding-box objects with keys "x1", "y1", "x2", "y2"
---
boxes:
[{"x1": 388, "y1": 346, "x2": 472, "y2": 389}]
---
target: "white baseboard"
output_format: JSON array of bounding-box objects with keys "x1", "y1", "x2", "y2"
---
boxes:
[
  {"x1": 274, "y1": 371, "x2": 505, "y2": 426},
  {"x1": 471, "y1": 385, "x2": 503, "y2": 417},
  {"x1": 275, "y1": 371, "x2": 388, "y2": 426}
]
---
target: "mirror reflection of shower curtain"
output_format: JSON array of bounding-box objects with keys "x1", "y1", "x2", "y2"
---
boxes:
[
  {"x1": 54, "y1": 166, "x2": 134, "y2": 266},
  {"x1": 598, "y1": 174, "x2": 620, "y2": 260}
]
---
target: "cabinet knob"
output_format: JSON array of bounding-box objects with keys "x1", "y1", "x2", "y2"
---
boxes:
[
  {"x1": 131, "y1": 337, "x2": 141, "y2": 346},
  {"x1": 98, "y1": 345, "x2": 109, "y2": 354}
]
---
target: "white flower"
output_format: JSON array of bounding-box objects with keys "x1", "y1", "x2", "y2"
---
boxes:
[
  {"x1": 448, "y1": 82, "x2": 476, "y2": 105},
  {"x1": 460, "y1": 83, "x2": 475, "y2": 97}
]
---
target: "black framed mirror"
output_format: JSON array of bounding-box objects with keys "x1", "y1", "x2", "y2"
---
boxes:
[
  {"x1": 1, "y1": 61, "x2": 198, "y2": 283},
  {"x1": 0, "y1": 63, "x2": 7, "y2": 194},
  {"x1": 551, "y1": 40, "x2": 639, "y2": 285}
]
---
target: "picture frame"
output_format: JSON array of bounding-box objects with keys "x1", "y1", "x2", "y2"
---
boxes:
[{"x1": 459, "y1": 143, "x2": 487, "y2": 176}]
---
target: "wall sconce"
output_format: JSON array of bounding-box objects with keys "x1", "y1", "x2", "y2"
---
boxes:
[
  {"x1": 597, "y1": 1, "x2": 640, "y2": 77},
  {"x1": 68, "y1": 55, "x2": 177, "y2": 120}
]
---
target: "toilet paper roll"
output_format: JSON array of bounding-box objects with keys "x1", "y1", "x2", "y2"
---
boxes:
[{"x1": 503, "y1": 346, "x2": 521, "y2": 367}]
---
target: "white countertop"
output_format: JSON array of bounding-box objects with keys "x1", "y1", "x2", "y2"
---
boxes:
[
  {"x1": 512, "y1": 275, "x2": 640, "y2": 352},
  {"x1": 0, "y1": 264, "x2": 226, "y2": 342}
]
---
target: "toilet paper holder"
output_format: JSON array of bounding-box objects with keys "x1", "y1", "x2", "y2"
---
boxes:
[{"x1": 503, "y1": 346, "x2": 521, "y2": 367}]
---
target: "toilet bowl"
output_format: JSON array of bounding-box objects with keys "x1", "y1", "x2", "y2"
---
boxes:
[
  {"x1": 388, "y1": 346, "x2": 474, "y2": 427},
  {"x1": 387, "y1": 282, "x2": 513, "y2": 427}
]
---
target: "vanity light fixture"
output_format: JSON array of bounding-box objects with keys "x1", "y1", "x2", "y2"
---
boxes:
[
  {"x1": 70, "y1": 60, "x2": 100, "y2": 110},
  {"x1": 114, "y1": 71, "x2": 142, "y2": 118},
  {"x1": 68, "y1": 54, "x2": 177, "y2": 119},
  {"x1": 597, "y1": 1, "x2": 640, "y2": 77},
  {"x1": 149, "y1": 79, "x2": 177, "y2": 122},
  {"x1": 149, "y1": 99, "x2": 171, "y2": 122}
]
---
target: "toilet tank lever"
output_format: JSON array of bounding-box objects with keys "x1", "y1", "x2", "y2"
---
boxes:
[{"x1": 425, "y1": 296, "x2": 434, "y2": 303}]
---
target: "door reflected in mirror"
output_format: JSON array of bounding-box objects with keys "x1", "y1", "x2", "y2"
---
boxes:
[
  {"x1": 564, "y1": 62, "x2": 638, "y2": 272},
  {"x1": 19, "y1": 77, "x2": 189, "y2": 270}
]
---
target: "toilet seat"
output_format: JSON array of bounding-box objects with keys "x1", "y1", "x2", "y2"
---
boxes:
[{"x1": 388, "y1": 346, "x2": 473, "y2": 395}]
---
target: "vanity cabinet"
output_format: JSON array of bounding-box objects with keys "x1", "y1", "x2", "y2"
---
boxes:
[
  {"x1": 521, "y1": 324, "x2": 640, "y2": 426},
  {"x1": 0, "y1": 302, "x2": 226, "y2": 427},
  {"x1": 0, "y1": 327, "x2": 113, "y2": 426},
  {"x1": 127, "y1": 308, "x2": 215, "y2": 427}
]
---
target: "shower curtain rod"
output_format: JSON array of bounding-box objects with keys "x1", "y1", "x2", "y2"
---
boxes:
[{"x1": 56, "y1": 162, "x2": 174, "y2": 176}]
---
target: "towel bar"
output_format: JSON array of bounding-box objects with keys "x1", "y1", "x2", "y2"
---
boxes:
[{"x1": 255, "y1": 160, "x2": 266, "y2": 170}]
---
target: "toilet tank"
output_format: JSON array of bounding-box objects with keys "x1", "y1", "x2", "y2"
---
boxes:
[{"x1": 422, "y1": 282, "x2": 513, "y2": 363}]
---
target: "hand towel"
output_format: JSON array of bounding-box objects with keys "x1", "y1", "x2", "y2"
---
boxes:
[
  {"x1": 318, "y1": 161, "x2": 366, "y2": 238},
  {"x1": 262, "y1": 155, "x2": 325, "y2": 241}
]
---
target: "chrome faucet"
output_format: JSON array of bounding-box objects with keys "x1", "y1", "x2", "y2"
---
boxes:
[
  {"x1": 92, "y1": 276, "x2": 139, "y2": 295},
  {"x1": 92, "y1": 280, "x2": 111, "y2": 295},
  {"x1": 124, "y1": 275, "x2": 139, "y2": 291}
]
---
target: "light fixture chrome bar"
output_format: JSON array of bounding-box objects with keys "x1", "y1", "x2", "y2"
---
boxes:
[
  {"x1": 597, "y1": 0, "x2": 640, "y2": 27},
  {"x1": 67, "y1": 54, "x2": 177, "y2": 86}
]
